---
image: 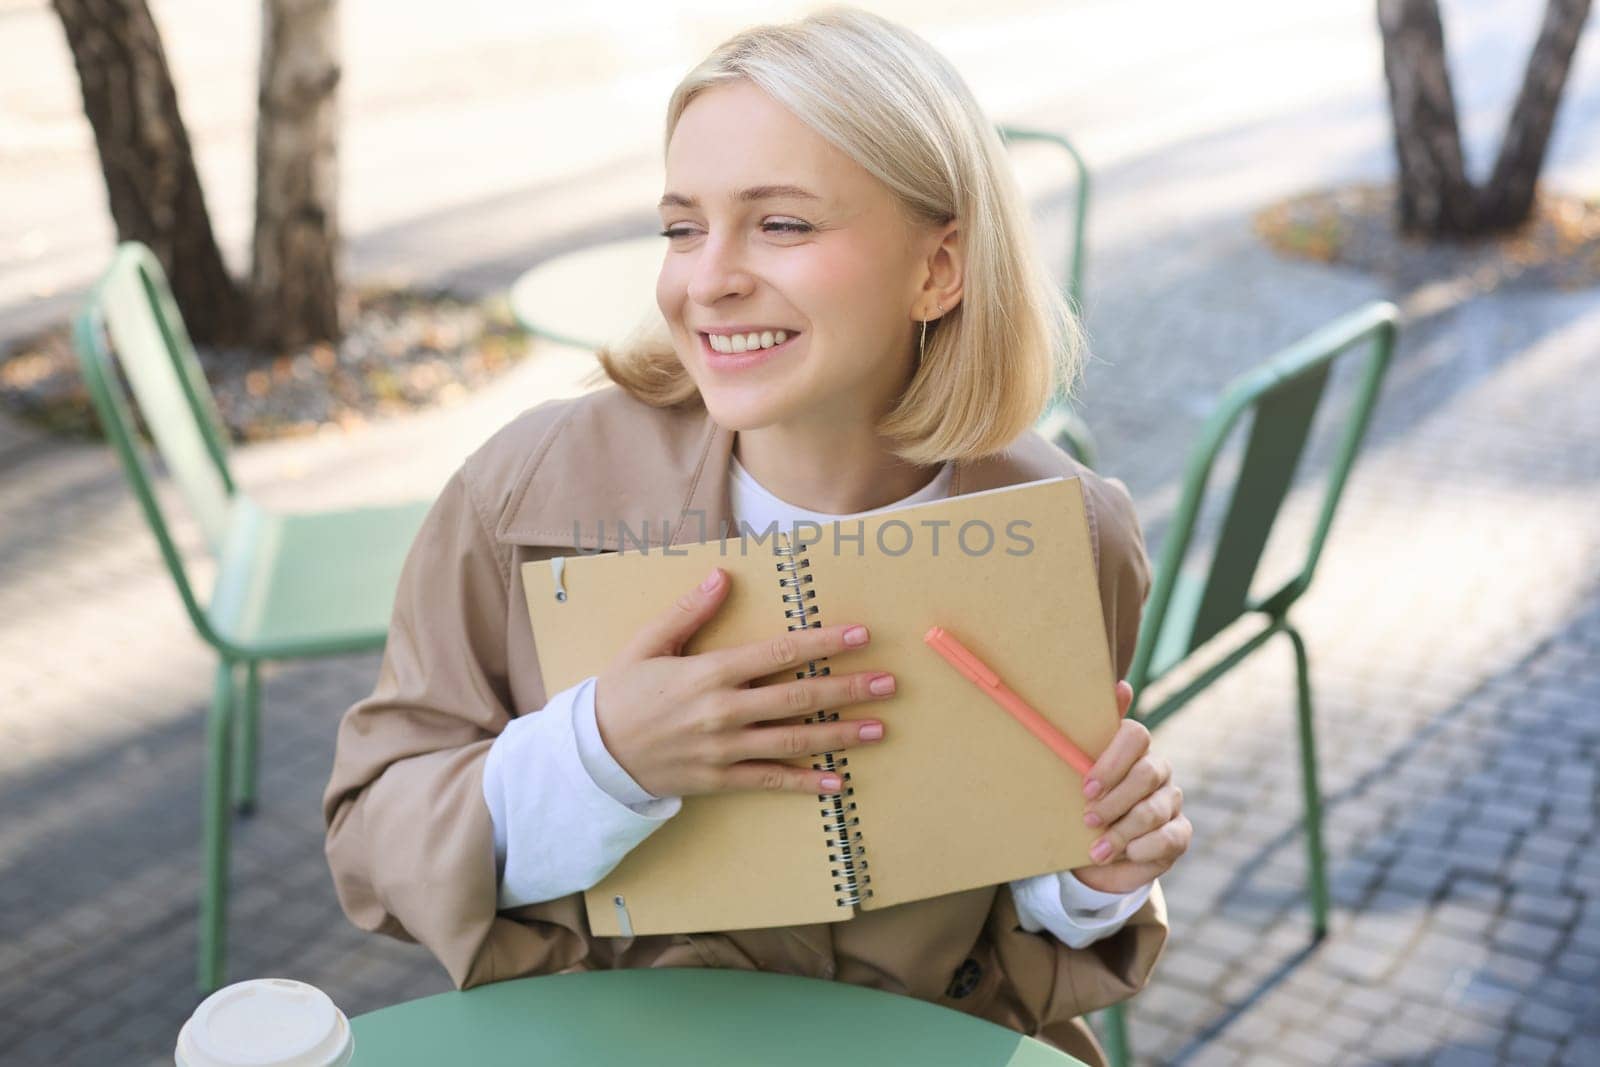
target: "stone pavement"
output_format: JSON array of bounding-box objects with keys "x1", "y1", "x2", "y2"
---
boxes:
[{"x1": 2, "y1": 1, "x2": 1598, "y2": 1064}]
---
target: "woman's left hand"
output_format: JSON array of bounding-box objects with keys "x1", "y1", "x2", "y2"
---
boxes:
[{"x1": 1070, "y1": 681, "x2": 1192, "y2": 895}]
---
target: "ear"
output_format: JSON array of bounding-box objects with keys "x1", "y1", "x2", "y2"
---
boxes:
[{"x1": 915, "y1": 219, "x2": 964, "y2": 322}]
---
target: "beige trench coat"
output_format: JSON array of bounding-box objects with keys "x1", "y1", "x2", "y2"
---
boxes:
[{"x1": 322, "y1": 384, "x2": 1168, "y2": 1065}]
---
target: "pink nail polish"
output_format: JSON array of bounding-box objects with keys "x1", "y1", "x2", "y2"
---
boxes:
[
  {"x1": 1084, "y1": 812, "x2": 1103, "y2": 828},
  {"x1": 1091, "y1": 840, "x2": 1113, "y2": 863},
  {"x1": 1083, "y1": 779, "x2": 1102, "y2": 800}
]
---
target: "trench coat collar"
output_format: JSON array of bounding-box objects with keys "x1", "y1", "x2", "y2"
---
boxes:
[{"x1": 492, "y1": 390, "x2": 1034, "y2": 552}]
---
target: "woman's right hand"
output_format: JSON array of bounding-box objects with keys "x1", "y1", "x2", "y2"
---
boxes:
[{"x1": 592, "y1": 566, "x2": 896, "y2": 799}]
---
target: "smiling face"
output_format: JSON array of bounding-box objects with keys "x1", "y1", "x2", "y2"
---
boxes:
[{"x1": 656, "y1": 80, "x2": 941, "y2": 436}]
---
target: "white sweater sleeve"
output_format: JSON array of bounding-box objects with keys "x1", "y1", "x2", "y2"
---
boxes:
[
  {"x1": 1010, "y1": 870, "x2": 1155, "y2": 949},
  {"x1": 482, "y1": 675, "x2": 682, "y2": 911}
]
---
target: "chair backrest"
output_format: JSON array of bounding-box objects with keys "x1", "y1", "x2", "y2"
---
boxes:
[
  {"x1": 73, "y1": 242, "x2": 238, "y2": 637},
  {"x1": 995, "y1": 124, "x2": 1090, "y2": 314},
  {"x1": 1127, "y1": 301, "x2": 1400, "y2": 703},
  {"x1": 997, "y1": 123, "x2": 1095, "y2": 462}
]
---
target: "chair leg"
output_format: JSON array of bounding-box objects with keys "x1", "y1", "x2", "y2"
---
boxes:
[
  {"x1": 200, "y1": 657, "x2": 237, "y2": 995},
  {"x1": 1284, "y1": 623, "x2": 1329, "y2": 941},
  {"x1": 231, "y1": 661, "x2": 261, "y2": 815},
  {"x1": 1096, "y1": 1004, "x2": 1131, "y2": 1067}
]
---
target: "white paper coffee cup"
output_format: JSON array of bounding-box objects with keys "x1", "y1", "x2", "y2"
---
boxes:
[{"x1": 175, "y1": 978, "x2": 353, "y2": 1067}]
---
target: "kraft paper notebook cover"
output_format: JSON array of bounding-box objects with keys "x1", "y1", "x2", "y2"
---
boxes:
[{"x1": 520, "y1": 475, "x2": 1121, "y2": 938}]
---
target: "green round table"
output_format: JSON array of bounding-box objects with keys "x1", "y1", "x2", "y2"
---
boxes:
[{"x1": 349, "y1": 967, "x2": 1084, "y2": 1065}]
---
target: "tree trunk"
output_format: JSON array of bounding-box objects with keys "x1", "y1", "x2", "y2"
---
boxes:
[
  {"x1": 251, "y1": 0, "x2": 343, "y2": 354},
  {"x1": 1377, "y1": 0, "x2": 1479, "y2": 235},
  {"x1": 1478, "y1": 0, "x2": 1593, "y2": 231},
  {"x1": 51, "y1": 0, "x2": 248, "y2": 345}
]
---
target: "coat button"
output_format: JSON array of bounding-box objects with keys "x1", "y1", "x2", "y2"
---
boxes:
[{"x1": 945, "y1": 957, "x2": 982, "y2": 999}]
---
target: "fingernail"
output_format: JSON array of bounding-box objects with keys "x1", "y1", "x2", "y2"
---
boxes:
[
  {"x1": 820, "y1": 775, "x2": 842, "y2": 791},
  {"x1": 858, "y1": 723, "x2": 884, "y2": 741},
  {"x1": 1091, "y1": 840, "x2": 1113, "y2": 863},
  {"x1": 868, "y1": 673, "x2": 895, "y2": 696},
  {"x1": 1083, "y1": 779, "x2": 1102, "y2": 800},
  {"x1": 843, "y1": 625, "x2": 869, "y2": 646},
  {"x1": 1084, "y1": 811, "x2": 1103, "y2": 828},
  {"x1": 700, "y1": 569, "x2": 721, "y2": 592}
]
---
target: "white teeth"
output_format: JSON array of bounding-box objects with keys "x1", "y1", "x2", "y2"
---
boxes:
[{"x1": 706, "y1": 329, "x2": 795, "y2": 353}]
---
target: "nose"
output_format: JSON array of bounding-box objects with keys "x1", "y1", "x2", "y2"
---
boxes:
[{"x1": 685, "y1": 232, "x2": 755, "y2": 307}]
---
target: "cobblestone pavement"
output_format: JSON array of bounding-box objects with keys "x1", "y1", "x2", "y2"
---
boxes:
[{"x1": 3, "y1": 2, "x2": 1598, "y2": 1064}]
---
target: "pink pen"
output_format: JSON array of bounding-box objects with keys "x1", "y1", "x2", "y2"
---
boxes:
[{"x1": 923, "y1": 625, "x2": 1097, "y2": 777}]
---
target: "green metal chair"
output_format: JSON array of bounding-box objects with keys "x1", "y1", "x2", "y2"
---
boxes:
[
  {"x1": 997, "y1": 124, "x2": 1099, "y2": 469},
  {"x1": 1090, "y1": 301, "x2": 1400, "y2": 1066},
  {"x1": 997, "y1": 124, "x2": 1091, "y2": 315},
  {"x1": 71, "y1": 242, "x2": 433, "y2": 994}
]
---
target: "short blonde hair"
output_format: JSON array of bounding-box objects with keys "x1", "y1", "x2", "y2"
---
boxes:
[{"x1": 596, "y1": 5, "x2": 1082, "y2": 465}]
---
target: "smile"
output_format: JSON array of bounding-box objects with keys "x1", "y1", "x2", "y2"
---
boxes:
[
  {"x1": 702, "y1": 329, "x2": 796, "y2": 354},
  {"x1": 700, "y1": 329, "x2": 802, "y2": 369}
]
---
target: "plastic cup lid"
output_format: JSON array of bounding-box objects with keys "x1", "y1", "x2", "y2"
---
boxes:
[{"x1": 175, "y1": 978, "x2": 353, "y2": 1067}]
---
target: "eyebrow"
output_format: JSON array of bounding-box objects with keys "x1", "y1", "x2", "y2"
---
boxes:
[{"x1": 658, "y1": 184, "x2": 823, "y2": 209}]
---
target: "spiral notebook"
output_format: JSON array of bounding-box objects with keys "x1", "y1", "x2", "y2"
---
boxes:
[{"x1": 520, "y1": 475, "x2": 1121, "y2": 937}]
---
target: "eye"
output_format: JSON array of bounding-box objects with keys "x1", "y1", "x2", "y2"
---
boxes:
[{"x1": 657, "y1": 219, "x2": 812, "y2": 240}]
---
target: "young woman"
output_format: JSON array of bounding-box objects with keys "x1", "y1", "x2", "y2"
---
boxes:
[{"x1": 324, "y1": 9, "x2": 1189, "y2": 1063}]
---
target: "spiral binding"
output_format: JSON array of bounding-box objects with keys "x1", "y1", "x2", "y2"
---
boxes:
[{"x1": 775, "y1": 534, "x2": 873, "y2": 908}]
